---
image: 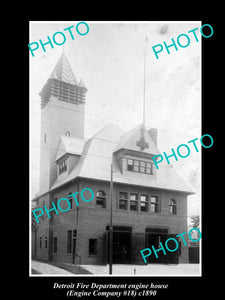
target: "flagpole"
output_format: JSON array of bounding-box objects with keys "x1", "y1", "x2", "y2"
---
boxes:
[{"x1": 143, "y1": 37, "x2": 148, "y2": 126}]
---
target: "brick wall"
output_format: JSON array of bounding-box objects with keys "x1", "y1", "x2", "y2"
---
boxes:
[{"x1": 34, "y1": 178, "x2": 189, "y2": 264}]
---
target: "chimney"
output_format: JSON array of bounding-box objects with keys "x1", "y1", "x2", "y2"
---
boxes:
[{"x1": 148, "y1": 128, "x2": 158, "y2": 146}]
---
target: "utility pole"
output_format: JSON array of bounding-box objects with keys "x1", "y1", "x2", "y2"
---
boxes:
[{"x1": 109, "y1": 163, "x2": 113, "y2": 274}]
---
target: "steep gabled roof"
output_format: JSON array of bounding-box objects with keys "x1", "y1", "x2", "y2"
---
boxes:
[
  {"x1": 50, "y1": 123, "x2": 194, "y2": 194},
  {"x1": 55, "y1": 135, "x2": 86, "y2": 161}
]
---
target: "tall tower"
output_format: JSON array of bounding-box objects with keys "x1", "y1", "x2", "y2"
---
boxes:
[{"x1": 39, "y1": 53, "x2": 87, "y2": 194}]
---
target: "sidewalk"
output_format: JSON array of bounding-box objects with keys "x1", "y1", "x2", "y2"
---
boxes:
[
  {"x1": 31, "y1": 260, "x2": 200, "y2": 276},
  {"x1": 81, "y1": 263, "x2": 201, "y2": 276},
  {"x1": 31, "y1": 260, "x2": 92, "y2": 275}
]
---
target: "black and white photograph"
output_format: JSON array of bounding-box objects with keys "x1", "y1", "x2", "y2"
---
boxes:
[{"x1": 29, "y1": 21, "x2": 203, "y2": 279}]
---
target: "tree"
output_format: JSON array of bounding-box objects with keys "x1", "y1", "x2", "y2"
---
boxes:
[
  {"x1": 190, "y1": 215, "x2": 200, "y2": 240},
  {"x1": 190, "y1": 215, "x2": 199, "y2": 228}
]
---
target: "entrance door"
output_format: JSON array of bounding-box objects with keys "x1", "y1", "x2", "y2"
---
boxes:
[
  {"x1": 163, "y1": 234, "x2": 179, "y2": 264},
  {"x1": 106, "y1": 226, "x2": 131, "y2": 264},
  {"x1": 146, "y1": 233, "x2": 168, "y2": 263},
  {"x1": 145, "y1": 230, "x2": 179, "y2": 264}
]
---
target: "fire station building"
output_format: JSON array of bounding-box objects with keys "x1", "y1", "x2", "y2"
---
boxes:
[{"x1": 31, "y1": 53, "x2": 194, "y2": 265}]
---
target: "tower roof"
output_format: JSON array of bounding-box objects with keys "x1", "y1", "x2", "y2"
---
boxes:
[
  {"x1": 49, "y1": 53, "x2": 78, "y2": 85},
  {"x1": 40, "y1": 53, "x2": 88, "y2": 107}
]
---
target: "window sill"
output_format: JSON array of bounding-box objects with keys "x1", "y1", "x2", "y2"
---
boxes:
[
  {"x1": 95, "y1": 206, "x2": 106, "y2": 209},
  {"x1": 117, "y1": 208, "x2": 163, "y2": 214}
]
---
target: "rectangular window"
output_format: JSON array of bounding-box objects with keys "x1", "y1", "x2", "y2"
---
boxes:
[
  {"x1": 130, "y1": 193, "x2": 138, "y2": 211},
  {"x1": 73, "y1": 230, "x2": 77, "y2": 255},
  {"x1": 118, "y1": 192, "x2": 128, "y2": 210},
  {"x1": 127, "y1": 159, "x2": 134, "y2": 171},
  {"x1": 59, "y1": 158, "x2": 67, "y2": 175},
  {"x1": 53, "y1": 237, "x2": 57, "y2": 253},
  {"x1": 140, "y1": 161, "x2": 145, "y2": 173},
  {"x1": 146, "y1": 162, "x2": 152, "y2": 174},
  {"x1": 67, "y1": 230, "x2": 76, "y2": 254},
  {"x1": 140, "y1": 195, "x2": 149, "y2": 212},
  {"x1": 150, "y1": 196, "x2": 159, "y2": 213},
  {"x1": 89, "y1": 239, "x2": 97, "y2": 255},
  {"x1": 67, "y1": 230, "x2": 72, "y2": 253},
  {"x1": 134, "y1": 160, "x2": 140, "y2": 172},
  {"x1": 45, "y1": 236, "x2": 47, "y2": 248},
  {"x1": 133, "y1": 160, "x2": 140, "y2": 172},
  {"x1": 126, "y1": 158, "x2": 153, "y2": 175},
  {"x1": 39, "y1": 237, "x2": 42, "y2": 249}
]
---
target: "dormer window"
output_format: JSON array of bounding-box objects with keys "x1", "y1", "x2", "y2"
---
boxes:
[
  {"x1": 127, "y1": 159, "x2": 134, "y2": 171},
  {"x1": 126, "y1": 158, "x2": 153, "y2": 175},
  {"x1": 58, "y1": 158, "x2": 67, "y2": 175}
]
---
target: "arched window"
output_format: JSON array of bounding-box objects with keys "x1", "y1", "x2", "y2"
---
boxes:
[
  {"x1": 96, "y1": 190, "x2": 106, "y2": 208},
  {"x1": 65, "y1": 131, "x2": 70, "y2": 136},
  {"x1": 169, "y1": 199, "x2": 177, "y2": 215}
]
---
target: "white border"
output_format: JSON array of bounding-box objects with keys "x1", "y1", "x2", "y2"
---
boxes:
[{"x1": 29, "y1": 20, "x2": 202, "y2": 277}]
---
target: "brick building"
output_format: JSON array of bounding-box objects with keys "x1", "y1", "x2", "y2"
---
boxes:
[{"x1": 31, "y1": 53, "x2": 193, "y2": 265}]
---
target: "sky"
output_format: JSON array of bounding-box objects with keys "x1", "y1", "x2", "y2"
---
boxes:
[{"x1": 29, "y1": 21, "x2": 201, "y2": 222}]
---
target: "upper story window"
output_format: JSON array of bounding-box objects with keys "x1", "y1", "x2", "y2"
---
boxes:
[
  {"x1": 127, "y1": 158, "x2": 153, "y2": 175},
  {"x1": 140, "y1": 195, "x2": 149, "y2": 212},
  {"x1": 118, "y1": 192, "x2": 160, "y2": 213},
  {"x1": 118, "y1": 192, "x2": 128, "y2": 210},
  {"x1": 150, "y1": 196, "x2": 160, "y2": 213},
  {"x1": 130, "y1": 193, "x2": 138, "y2": 211},
  {"x1": 96, "y1": 191, "x2": 106, "y2": 208},
  {"x1": 59, "y1": 158, "x2": 67, "y2": 175},
  {"x1": 169, "y1": 199, "x2": 177, "y2": 215}
]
